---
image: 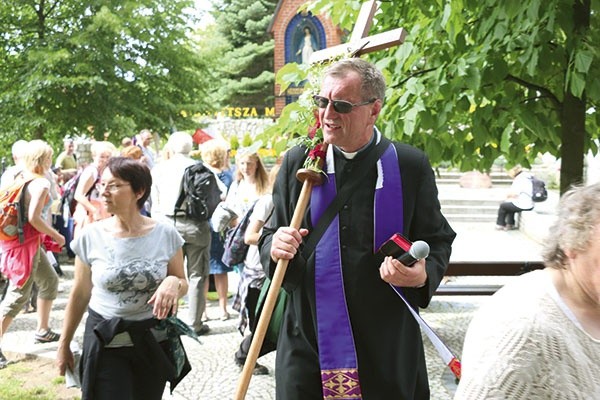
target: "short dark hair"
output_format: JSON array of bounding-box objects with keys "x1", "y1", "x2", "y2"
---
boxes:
[{"x1": 106, "y1": 156, "x2": 152, "y2": 209}]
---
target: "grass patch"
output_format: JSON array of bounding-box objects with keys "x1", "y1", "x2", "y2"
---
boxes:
[
  {"x1": 52, "y1": 376, "x2": 66, "y2": 385},
  {"x1": 0, "y1": 367, "x2": 55, "y2": 400},
  {"x1": 0, "y1": 355, "x2": 81, "y2": 400}
]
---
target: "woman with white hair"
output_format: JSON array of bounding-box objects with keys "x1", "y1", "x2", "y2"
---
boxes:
[
  {"x1": 72, "y1": 141, "x2": 117, "y2": 237},
  {"x1": 456, "y1": 183, "x2": 600, "y2": 398}
]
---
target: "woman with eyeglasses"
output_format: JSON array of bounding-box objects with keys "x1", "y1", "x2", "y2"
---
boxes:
[{"x1": 57, "y1": 157, "x2": 191, "y2": 400}]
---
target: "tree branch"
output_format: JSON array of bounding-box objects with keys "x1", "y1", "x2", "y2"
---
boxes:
[
  {"x1": 521, "y1": 95, "x2": 558, "y2": 105},
  {"x1": 505, "y1": 74, "x2": 561, "y2": 111},
  {"x1": 390, "y1": 67, "x2": 438, "y2": 88}
]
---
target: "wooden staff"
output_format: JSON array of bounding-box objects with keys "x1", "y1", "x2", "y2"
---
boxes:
[{"x1": 234, "y1": 144, "x2": 328, "y2": 399}]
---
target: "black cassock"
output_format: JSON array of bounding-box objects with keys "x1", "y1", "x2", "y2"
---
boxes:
[{"x1": 260, "y1": 137, "x2": 456, "y2": 400}]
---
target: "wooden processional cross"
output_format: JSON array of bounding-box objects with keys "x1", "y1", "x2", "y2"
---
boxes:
[
  {"x1": 309, "y1": 0, "x2": 407, "y2": 63},
  {"x1": 234, "y1": 2, "x2": 407, "y2": 399}
]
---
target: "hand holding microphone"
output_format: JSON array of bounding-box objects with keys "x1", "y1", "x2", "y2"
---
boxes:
[
  {"x1": 378, "y1": 234, "x2": 429, "y2": 287},
  {"x1": 396, "y1": 240, "x2": 430, "y2": 267},
  {"x1": 378, "y1": 233, "x2": 430, "y2": 267}
]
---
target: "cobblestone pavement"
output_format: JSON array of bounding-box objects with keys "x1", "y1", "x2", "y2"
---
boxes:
[{"x1": 0, "y1": 220, "x2": 544, "y2": 399}]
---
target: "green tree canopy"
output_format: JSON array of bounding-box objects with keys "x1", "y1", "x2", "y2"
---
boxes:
[
  {"x1": 270, "y1": 0, "x2": 599, "y2": 194},
  {"x1": 0, "y1": 0, "x2": 214, "y2": 158},
  {"x1": 212, "y1": 0, "x2": 277, "y2": 109}
]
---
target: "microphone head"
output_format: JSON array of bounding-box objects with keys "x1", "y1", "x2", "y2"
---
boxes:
[{"x1": 410, "y1": 241, "x2": 430, "y2": 259}]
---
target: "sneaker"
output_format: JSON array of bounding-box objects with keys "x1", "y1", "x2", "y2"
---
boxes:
[
  {"x1": 0, "y1": 348, "x2": 8, "y2": 369},
  {"x1": 235, "y1": 358, "x2": 269, "y2": 375},
  {"x1": 193, "y1": 324, "x2": 210, "y2": 336},
  {"x1": 495, "y1": 225, "x2": 506, "y2": 231},
  {"x1": 252, "y1": 362, "x2": 269, "y2": 376},
  {"x1": 34, "y1": 329, "x2": 60, "y2": 344}
]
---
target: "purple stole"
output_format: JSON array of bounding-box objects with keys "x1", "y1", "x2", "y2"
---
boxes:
[{"x1": 311, "y1": 140, "x2": 403, "y2": 399}]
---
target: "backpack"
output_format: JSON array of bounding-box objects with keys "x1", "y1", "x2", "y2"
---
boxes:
[
  {"x1": 174, "y1": 162, "x2": 221, "y2": 222},
  {"x1": 0, "y1": 175, "x2": 36, "y2": 243},
  {"x1": 530, "y1": 176, "x2": 548, "y2": 202},
  {"x1": 254, "y1": 275, "x2": 288, "y2": 351},
  {"x1": 59, "y1": 169, "x2": 97, "y2": 218},
  {"x1": 221, "y1": 202, "x2": 257, "y2": 267},
  {"x1": 59, "y1": 170, "x2": 84, "y2": 217}
]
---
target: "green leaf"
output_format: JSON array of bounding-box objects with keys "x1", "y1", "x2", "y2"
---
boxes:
[
  {"x1": 569, "y1": 71, "x2": 586, "y2": 98},
  {"x1": 527, "y1": 0, "x2": 541, "y2": 20},
  {"x1": 465, "y1": 65, "x2": 481, "y2": 91},
  {"x1": 403, "y1": 107, "x2": 419, "y2": 136},
  {"x1": 500, "y1": 125, "x2": 512, "y2": 153},
  {"x1": 574, "y1": 50, "x2": 594, "y2": 74},
  {"x1": 275, "y1": 63, "x2": 306, "y2": 94}
]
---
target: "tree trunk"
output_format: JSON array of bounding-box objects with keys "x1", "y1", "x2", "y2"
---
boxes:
[
  {"x1": 560, "y1": 91, "x2": 585, "y2": 194},
  {"x1": 559, "y1": 0, "x2": 590, "y2": 195}
]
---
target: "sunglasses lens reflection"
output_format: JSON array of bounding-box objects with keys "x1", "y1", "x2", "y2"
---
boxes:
[
  {"x1": 313, "y1": 96, "x2": 353, "y2": 114},
  {"x1": 314, "y1": 96, "x2": 328, "y2": 109},
  {"x1": 333, "y1": 101, "x2": 352, "y2": 113}
]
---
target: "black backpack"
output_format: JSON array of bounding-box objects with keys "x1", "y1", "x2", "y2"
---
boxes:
[
  {"x1": 59, "y1": 170, "x2": 83, "y2": 217},
  {"x1": 174, "y1": 162, "x2": 221, "y2": 221},
  {"x1": 530, "y1": 176, "x2": 548, "y2": 202},
  {"x1": 59, "y1": 169, "x2": 96, "y2": 217}
]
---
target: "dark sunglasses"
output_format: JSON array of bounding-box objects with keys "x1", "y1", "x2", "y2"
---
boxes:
[{"x1": 312, "y1": 95, "x2": 376, "y2": 114}]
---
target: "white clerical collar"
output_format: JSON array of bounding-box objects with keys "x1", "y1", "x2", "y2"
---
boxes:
[
  {"x1": 326, "y1": 128, "x2": 382, "y2": 172},
  {"x1": 338, "y1": 148, "x2": 359, "y2": 159},
  {"x1": 334, "y1": 128, "x2": 381, "y2": 160}
]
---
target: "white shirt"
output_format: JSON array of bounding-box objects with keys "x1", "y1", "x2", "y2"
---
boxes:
[
  {"x1": 150, "y1": 154, "x2": 196, "y2": 220},
  {"x1": 510, "y1": 171, "x2": 534, "y2": 210},
  {"x1": 244, "y1": 194, "x2": 273, "y2": 273}
]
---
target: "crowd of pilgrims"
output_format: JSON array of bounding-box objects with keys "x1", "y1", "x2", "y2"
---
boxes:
[{"x1": 0, "y1": 129, "x2": 279, "y2": 397}]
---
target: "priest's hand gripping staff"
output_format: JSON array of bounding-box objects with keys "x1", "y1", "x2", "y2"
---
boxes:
[{"x1": 234, "y1": 143, "x2": 328, "y2": 400}]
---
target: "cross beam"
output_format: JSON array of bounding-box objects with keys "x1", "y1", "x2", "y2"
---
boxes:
[{"x1": 309, "y1": 0, "x2": 407, "y2": 64}]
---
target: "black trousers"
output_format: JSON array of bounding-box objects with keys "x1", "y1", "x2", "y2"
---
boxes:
[
  {"x1": 496, "y1": 201, "x2": 528, "y2": 226},
  {"x1": 235, "y1": 287, "x2": 261, "y2": 364},
  {"x1": 92, "y1": 341, "x2": 170, "y2": 400},
  {"x1": 234, "y1": 286, "x2": 277, "y2": 364}
]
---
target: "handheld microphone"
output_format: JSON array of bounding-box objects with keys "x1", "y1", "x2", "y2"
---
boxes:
[{"x1": 396, "y1": 241, "x2": 430, "y2": 267}]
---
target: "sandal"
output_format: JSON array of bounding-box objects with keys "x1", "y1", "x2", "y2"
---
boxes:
[
  {"x1": 0, "y1": 349, "x2": 9, "y2": 369},
  {"x1": 34, "y1": 329, "x2": 60, "y2": 344},
  {"x1": 23, "y1": 304, "x2": 36, "y2": 314}
]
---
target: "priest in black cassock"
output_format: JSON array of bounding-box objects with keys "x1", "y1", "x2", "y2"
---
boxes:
[{"x1": 259, "y1": 58, "x2": 456, "y2": 400}]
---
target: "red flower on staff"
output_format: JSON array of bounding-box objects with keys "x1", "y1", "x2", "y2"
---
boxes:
[
  {"x1": 302, "y1": 119, "x2": 326, "y2": 174},
  {"x1": 308, "y1": 143, "x2": 326, "y2": 161}
]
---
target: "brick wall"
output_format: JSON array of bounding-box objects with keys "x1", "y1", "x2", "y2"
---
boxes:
[{"x1": 270, "y1": 0, "x2": 343, "y2": 115}]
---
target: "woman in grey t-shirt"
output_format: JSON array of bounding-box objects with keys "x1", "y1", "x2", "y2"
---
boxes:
[{"x1": 56, "y1": 157, "x2": 189, "y2": 400}]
